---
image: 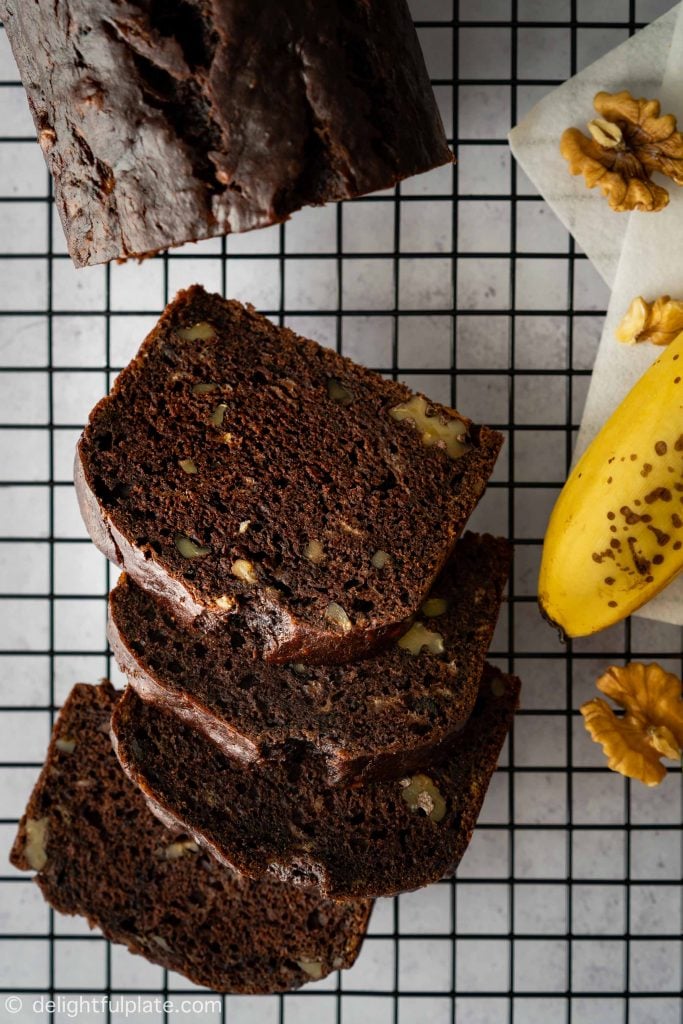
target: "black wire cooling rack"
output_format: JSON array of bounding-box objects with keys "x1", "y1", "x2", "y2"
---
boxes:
[{"x1": 1, "y1": 1, "x2": 682, "y2": 1022}]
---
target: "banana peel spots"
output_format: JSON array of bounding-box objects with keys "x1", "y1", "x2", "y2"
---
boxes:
[{"x1": 539, "y1": 332, "x2": 683, "y2": 637}]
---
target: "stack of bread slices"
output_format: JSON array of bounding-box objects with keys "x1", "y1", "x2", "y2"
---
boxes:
[{"x1": 12, "y1": 286, "x2": 520, "y2": 993}]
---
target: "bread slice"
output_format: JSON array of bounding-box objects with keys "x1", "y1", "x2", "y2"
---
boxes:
[
  {"x1": 111, "y1": 666, "x2": 519, "y2": 899},
  {"x1": 76, "y1": 286, "x2": 503, "y2": 665},
  {"x1": 108, "y1": 532, "x2": 511, "y2": 785},
  {"x1": 0, "y1": 0, "x2": 452, "y2": 267},
  {"x1": 10, "y1": 681, "x2": 372, "y2": 993}
]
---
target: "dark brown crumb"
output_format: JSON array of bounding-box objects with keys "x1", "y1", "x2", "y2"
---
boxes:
[
  {"x1": 108, "y1": 532, "x2": 511, "y2": 784},
  {"x1": 10, "y1": 681, "x2": 372, "y2": 993},
  {"x1": 112, "y1": 665, "x2": 520, "y2": 899},
  {"x1": 76, "y1": 286, "x2": 503, "y2": 665}
]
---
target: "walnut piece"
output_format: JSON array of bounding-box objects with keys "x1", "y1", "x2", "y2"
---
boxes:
[
  {"x1": 561, "y1": 90, "x2": 683, "y2": 212},
  {"x1": 210, "y1": 403, "x2": 228, "y2": 426},
  {"x1": 324, "y1": 601, "x2": 353, "y2": 632},
  {"x1": 175, "y1": 534, "x2": 210, "y2": 559},
  {"x1": 231, "y1": 559, "x2": 258, "y2": 584},
  {"x1": 400, "y1": 774, "x2": 447, "y2": 822},
  {"x1": 304, "y1": 539, "x2": 325, "y2": 564},
  {"x1": 56, "y1": 737, "x2": 76, "y2": 754},
  {"x1": 296, "y1": 959, "x2": 324, "y2": 979},
  {"x1": 158, "y1": 839, "x2": 200, "y2": 861},
  {"x1": 178, "y1": 458, "x2": 198, "y2": 474},
  {"x1": 389, "y1": 395, "x2": 470, "y2": 459},
  {"x1": 25, "y1": 817, "x2": 49, "y2": 870},
  {"x1": 586, "y1": 117, "x2": 623, "y2": 148},
  {"x1": 615, "y1": 295, "x2": 683, "y2": 346},
  {"x1": 192, "y1": 382, "x2": 218, "y2": 395},
  {"x1": 398, "y1": 621, "x2": 445, "y2": 656},
  {"x1": 371, "y1": 549, "x2": 391, "y2": 569},
  {"x1": 421, "y1": 597, "x2": 448, "y2": 618},
  {"x1": 214, "y1": 594, "x2": 236, "y2": 612},
  {"x1": 176, "y1": 321, "x2": 217, "y2": 342},
  {"x1": 580, "y1": 662, "x2": 683, "y2": 786}
]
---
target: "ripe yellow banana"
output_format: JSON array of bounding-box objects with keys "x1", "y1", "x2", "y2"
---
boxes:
[{"x1": 539, "y1": 332, "x2": 683, "y2": 637}]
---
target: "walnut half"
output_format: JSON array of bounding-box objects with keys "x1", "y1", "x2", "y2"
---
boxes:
[
  {"x1": 580, "y1": 662, "x2": 683, "y2": 786},
  {"x1": 616, "y1": 295, "x2": 683, "y2": 346},
  {"x1": 561, "y1": 89, "x2": 683, "y2": 212}
]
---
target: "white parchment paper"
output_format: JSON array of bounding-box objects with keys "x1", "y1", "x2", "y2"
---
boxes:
[
  {"x1": 510, "y1": 3, "x2": 683, "y2": 625},
  {"x1": 573, "y1": 7, "x2": 683, "y2": 625},
  {"x1": 509, "y1": 5, "x2": 680, "y2": 288}
]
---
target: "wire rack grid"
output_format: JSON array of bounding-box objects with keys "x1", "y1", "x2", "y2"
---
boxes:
[{"x1": 0, "y1": 1, "x2": 682, "y2": 1022}]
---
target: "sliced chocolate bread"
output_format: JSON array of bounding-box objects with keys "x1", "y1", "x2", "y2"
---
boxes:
[
  {"x1": 111, "y1": 666, "x2": 520, "y2": 899},
  {"x1": 10, "y1": 681, "x2": 372, "y2": 993},
  {"x1": 108, "y1": 532, "x2": 511, "y2": 785},
  {"x1": 0, "y1": 0, "x2": 452, "y2": 267},
  {"x1": 77, "y1": 286, "x2": 503, "y2": 665}
]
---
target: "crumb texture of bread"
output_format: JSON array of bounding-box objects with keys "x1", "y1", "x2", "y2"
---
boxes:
[
  {"x1": 111, "y1": 666, "x2": 520, "y2": 899},
  {"x1": 108, "y1": 532, "x2": 512, "y2": 784},
  {"x1": 0, "y1": 0, "x2": 453, "y2": 266},
  {"x1": 11, "y1": 682, "x2": 372, "y2": 993},
  {"x1": 76, "y1": 287, "x2": 503, "y2": 665}
]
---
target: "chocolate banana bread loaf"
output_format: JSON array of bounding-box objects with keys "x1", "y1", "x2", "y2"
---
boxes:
[
  {"x1": 77, "y1": 286, "x2": 503, "y2": 665},
  {"x1": 108, "y1": 532, "x2": 511, "y2": 785},
  {"x1": 10, "y1": 681, "x2": 371, "y2": 992},
  {"x1": 111, "y1": 666, "x2": 520, "y2": 899},
  {"x1": 0, "y1": 0, "x2": 453, "y2": 267}
]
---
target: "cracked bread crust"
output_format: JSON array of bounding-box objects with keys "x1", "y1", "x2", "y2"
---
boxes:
[
  {"x1": 0, "y1": 0, "x2": 453, "y2": 267},
  {"x1": 111, "y1": 666, "x2": 520, "y2": 899},
  {"x1": 108, "y1": 532, "x2": 511, "y2": 785},
  {"x1": 76, "y1": 287, "x2": 503, "y2": 665},
  {"x1": 10, "y1": 681, "x2": 372, "y2": 993}
]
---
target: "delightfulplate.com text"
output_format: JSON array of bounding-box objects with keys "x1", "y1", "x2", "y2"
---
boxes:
[{"x1": 5, "y1": 994, "x2": 223, "y2": 1018}]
